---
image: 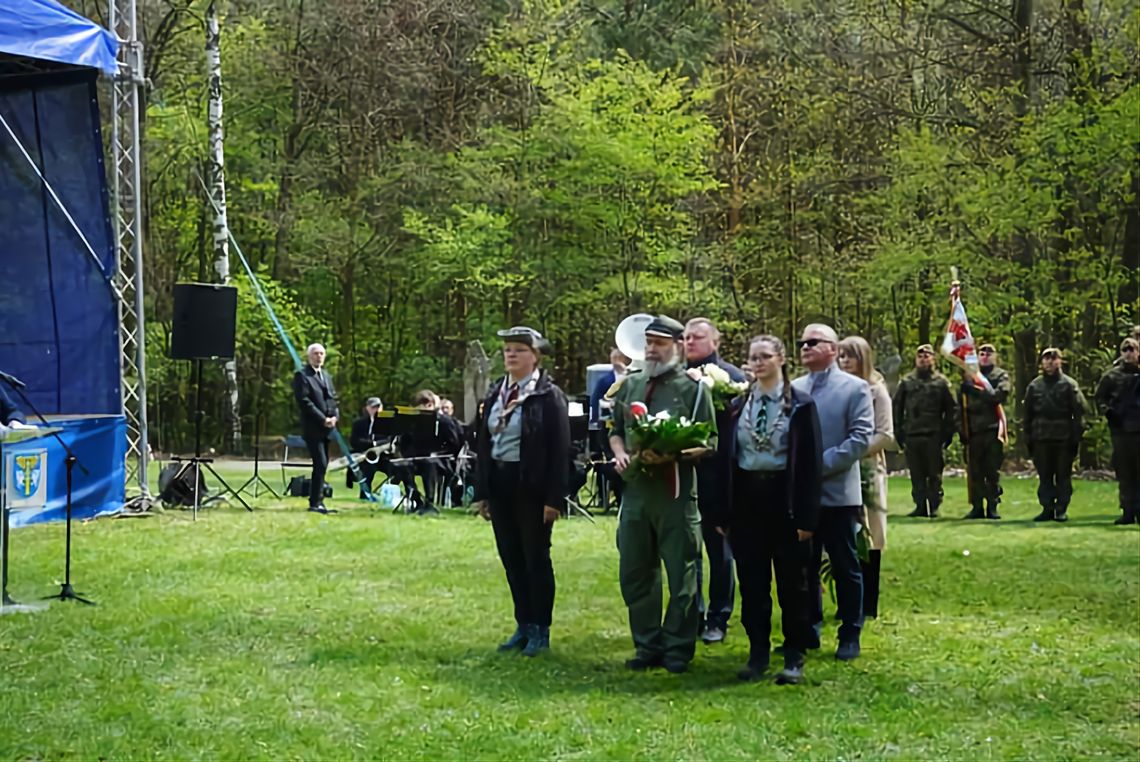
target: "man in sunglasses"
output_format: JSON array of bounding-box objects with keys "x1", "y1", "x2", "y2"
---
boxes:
[
  {"x1": 961, "y1": 344, "x2": 1012, "y2": 520},
  {"x1": 893, "y1": 344, "x2": 959, "y2": 518},
  {"x1": 791, "y1": 324, "x2": 873, "y2": 662},
  {"x1": 1095, "y1": 338, "x2": 1140, "y2": 525},
  {"x1": 1024, "y1": 348, "x2": 1088, "y2": 522}
]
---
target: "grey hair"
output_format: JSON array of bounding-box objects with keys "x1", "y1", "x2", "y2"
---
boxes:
[
  {"x1": 684, "y1": 317, "x2": 721, "y2": 341},
  {"x1": 305, "y1": 343, "x2": 326, "y2": 355},
  {"x1": 801, "y1": 323, "x2": 839, "y2": 343}
]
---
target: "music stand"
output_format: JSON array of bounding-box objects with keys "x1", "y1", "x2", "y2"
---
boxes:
[
  {"x1": 372, "y1": 410, "x2": 442, "y2": 514},
  {"x1": 235, "y1": 412, "x2": 279, "y2": 500}
]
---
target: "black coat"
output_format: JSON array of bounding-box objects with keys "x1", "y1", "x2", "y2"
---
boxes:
[
  {"x1": 473, "y1": 370, "x2": 571, "y2": 508},
  {"x1": 350, "y1": 414, "x2": 390, "y2": 453},
  {"x1": 292, "y1": 365, "x2": 339, "y2": 441},
  {"x1": 709, "y1": 385, "x2": 823, "y2": 532},
  {"x1": 0, "y1": 384, "x2": 25, "y2": 426}
]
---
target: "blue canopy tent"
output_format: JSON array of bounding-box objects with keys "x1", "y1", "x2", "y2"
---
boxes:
[{"x1": 0, "y1": 1, "x2": 126, "y2": 526}]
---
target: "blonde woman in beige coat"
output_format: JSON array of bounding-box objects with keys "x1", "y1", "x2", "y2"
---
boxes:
[{"x1": 838, "y1": 336, "x2": 894, "y2": 619}]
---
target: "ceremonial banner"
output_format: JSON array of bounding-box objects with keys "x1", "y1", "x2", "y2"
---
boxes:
[{"x1": 940, "y1": 281, "x2": 1007, "y2": 442}]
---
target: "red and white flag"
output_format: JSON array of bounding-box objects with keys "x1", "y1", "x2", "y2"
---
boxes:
[{"x1": 940, "y1": 281, "x2": 1008, "y2": 443}]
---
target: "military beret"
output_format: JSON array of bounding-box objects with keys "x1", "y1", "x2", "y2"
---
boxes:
[
  {"x1": 1040, "y1": 347, "x2": 1063, "y2": 359},
  {"x1": 916, "y1": 344, "x2": 935, "y2": 355},
  {"x1": 978, "y1": 343, "x2": 996, "y2": 353},
  {"x1": 497, "y1": 325, "x2": 552, "y2": 354},
  {"x1": 1121, "y1": 338, "x2": 1138, "y2": 351},
  {"x1": 645, "y1": 315, "x2": 684, "y2": 340}
]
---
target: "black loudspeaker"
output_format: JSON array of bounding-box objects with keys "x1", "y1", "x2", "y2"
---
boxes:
[{"x1": 170, "y1": 283, "x2": 237, "y2": 360}]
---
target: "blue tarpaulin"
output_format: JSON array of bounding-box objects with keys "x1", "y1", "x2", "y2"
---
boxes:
[
  {"x1": 5, "y1": 415, "x2": 126, "y2": 527},
  {"x1": 0, "y1": 1, "x2": 119, "y2": 75},
  {"x1": 0, "y1": 70, "x2": 121, "y2": 416}
]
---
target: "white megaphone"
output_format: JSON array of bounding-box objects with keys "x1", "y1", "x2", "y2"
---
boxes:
[{"x1": 614, "y1": 313, "x2": 654, "y2": 363}]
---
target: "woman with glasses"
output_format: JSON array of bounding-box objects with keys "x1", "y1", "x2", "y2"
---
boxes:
[
  {"x1": 472, "y1": 326, "x2": 571, "y2": 656},
  {"x1": 837, "y1": 336, "x2": 895, "y2": 618},
  {"x1": 711, "y1": 335, "x2": 822, "y2": 685}
]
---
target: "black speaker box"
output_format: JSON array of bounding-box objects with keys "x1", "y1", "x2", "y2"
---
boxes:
[{"x1": 170, "y1": 283, "x2": 237, "y2": 360}]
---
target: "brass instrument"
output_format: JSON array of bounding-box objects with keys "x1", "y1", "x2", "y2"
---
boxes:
[{"x1": 327, "y1": 440, "x2": 396, "y2": 472}]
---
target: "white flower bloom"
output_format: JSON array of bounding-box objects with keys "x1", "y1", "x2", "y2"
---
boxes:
[
  {"x1": 654, "y1": 410, "x2": 672, "y2": 421},
  {"x1": 704, "y1": 364, "x2": 731, "y2": 384},
  {"x1": 700, "y1": 375, "x2": 716, "y2": 388}
]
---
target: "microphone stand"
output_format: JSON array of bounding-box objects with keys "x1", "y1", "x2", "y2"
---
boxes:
[{"x1": 0, "y1": 373, "x2": 94, "y2": 605}]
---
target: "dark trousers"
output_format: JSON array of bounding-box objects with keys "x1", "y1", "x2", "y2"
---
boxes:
[
  {"x1": 729, "y1": 470, "x2": 812, "y2": 663},
  {"x1": 809, "y1": 505, "x2": 864, "y2": 642},
  {"x1": 966, "y1": 432, "x2": 1004, "y2": 509},
  {"x1": 905, "y1": 436, "x2": 944, "y2": 510},
  {"x1": 304, "y1": 436, "x2": 330, "y2": 507},
  {"x1": 696, "y1": 521, "x2": 735, "y2": 630},
  {"x1": 1032, "y1": 441, "x2": 1075, "y2": 512},
  {"x1": 489, "y1": 461, "x2": 555, "y2": 628},
  {"x1": 1111, "y1": 433, "x2": 1140, "y2": 516}
]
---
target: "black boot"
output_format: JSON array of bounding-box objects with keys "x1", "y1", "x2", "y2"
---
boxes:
[
  {"x1": 964, "y1": 502, "x2": 985, "y2": 520},
  {"x1": 1114, "y1": 506, "x2": 1136, "y2": 525},
  {"x1": 497, "y1": 625, "x2": 528, "y2": 652},
  {"x1": 521, "y1": 624, "x2": 549, "y2": 656},
  {"x1": 985, "y1": 497, "x2": 1001, "y2": 520},
  {"x1": 861, "y1": 549, "x2": 881, "y2": 619},
  {"x1": 906, "y1": 500, "x2": 928, "y2": 518},
  {"x1": 1032, "y1": 505, "x2": 1054, "y2": 522},
  {"x1": 1053, "y1": 505, "x2": 1069, "y2": 523},
  {"x1": 928, "y1": 497, "x2": 941, "y2": 519}
]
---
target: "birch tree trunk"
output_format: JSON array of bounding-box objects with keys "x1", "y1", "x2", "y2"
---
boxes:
[{"x1": 207, "y1": 0, "x2": 241, "y2": 451}]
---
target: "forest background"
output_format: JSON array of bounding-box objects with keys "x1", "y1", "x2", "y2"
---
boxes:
[{"x1": 75, "y1": 0, "x2": 1138, "y2": 464}]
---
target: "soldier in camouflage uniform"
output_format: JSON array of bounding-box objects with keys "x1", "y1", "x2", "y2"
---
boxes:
[
  {"x1": 1095, "y1": 337, "x2": 1140, "y2": 525},
  {"x1": 961, "y1": 344, "x2": 1012, "y2": 520},
  {"x1": 893, "y1": 344, "x2": 959, "y2": 518},
  {"x1": 1023, "y1": 348, "x2": 1088, "y2": 522}
]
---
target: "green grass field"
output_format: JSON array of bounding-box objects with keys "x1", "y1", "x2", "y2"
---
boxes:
[{"x1": 1, "y1": 468, "x2": 1137, "y2": 760}]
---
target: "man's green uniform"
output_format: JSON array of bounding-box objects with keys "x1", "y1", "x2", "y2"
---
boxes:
[
  {"x1": 1095, "y1": 358, "x2": 1140, "y2": 524},
  {"x1": 611, "y1": 363, "x2": 717, "y2": 666},
  {"x1": 961, "y1": 362, "x2": 1011, "y2": 518},
  {"x1": 1023, "y1": 364, "x2": 1087, "y2": 521},
  {"x1": 893, "y1": 360, "x2": 959, "y2": 517}
]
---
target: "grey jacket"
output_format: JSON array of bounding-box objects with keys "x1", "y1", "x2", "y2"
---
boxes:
[{"x1": 791, "y1": 364, "x2": 873, "y2": 507}]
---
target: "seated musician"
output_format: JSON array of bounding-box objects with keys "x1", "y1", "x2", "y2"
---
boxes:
[
  {"x1": 347, "y1": 396, "x2": 389, "y2": 498},
  {"x1": 396, "y1": 390, "x2": 463, "y2": 515}
]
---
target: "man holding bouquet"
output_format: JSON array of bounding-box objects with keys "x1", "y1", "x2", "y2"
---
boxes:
[{"x1": 610, "y1": 315, "x2": 718, "y2": 674}]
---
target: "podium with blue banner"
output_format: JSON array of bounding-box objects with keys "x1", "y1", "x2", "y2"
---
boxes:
[{"x1": 1, "y1": 425, "x2": 60, "y2": 606}]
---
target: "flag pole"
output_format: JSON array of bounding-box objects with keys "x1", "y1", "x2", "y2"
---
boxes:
[{"x1": 949, "y1": 270, "x2": 976, "y2": 515}]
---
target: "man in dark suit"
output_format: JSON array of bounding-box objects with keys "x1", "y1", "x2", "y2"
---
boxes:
[{"x1": 292, "y1": 343, "x2": 339, "y2": 514}]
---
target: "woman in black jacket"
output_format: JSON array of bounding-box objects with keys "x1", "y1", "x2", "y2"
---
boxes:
[
  {"x1": 713, "y1": 335, "x2": 822, "y2": 685},
  {"x1": 473, "y1": 326, "x2": 571, "y2": 657}
]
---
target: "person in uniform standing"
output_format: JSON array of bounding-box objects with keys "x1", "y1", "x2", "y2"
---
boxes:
[
  {"x1": 1024, "y1": 348, "x2": 1088, "y2": 522},
  {"x1": 473, "y1": 326, "x2": 571, "y2": 656},
  {"x1": 961, "y1": 344, "x2": 1012, "y2": 520},
  {"x1": 1095, "y1": 338, "x2": 1140, "y2": 525},
  {"x1": 610, "y1": 315, "x2": 717, "y2": 674},
  {"x1": 893, "y1": 344, "x2": 958, "y2": 518}
]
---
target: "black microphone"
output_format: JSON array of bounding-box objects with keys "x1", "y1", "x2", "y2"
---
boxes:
[{"x1": 0, "y1": 370, "x2": 25, "y2": 389}]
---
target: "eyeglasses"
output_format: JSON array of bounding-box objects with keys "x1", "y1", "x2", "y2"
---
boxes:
[{"x1": 798, "y1": 338, "x2": 833, "y2": 349}]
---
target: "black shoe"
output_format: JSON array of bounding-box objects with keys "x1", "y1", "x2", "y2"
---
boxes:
[
  {"x1": 963, "y1": 506, "x2": 985, "y2": 520},
  {"x1": 308, "y1": 505, "x2": 336, "y2": 514},
  {"x1": 775, "y1": 663, "x2": 804, "y2": 685},
  {"x1": 928, "y1": 507, "x2": 941, "y2": 519},
  {"x1": 662, "y1": 659, "x2": 688, "y2": 674},
  {"x1": 906, "y1": 506, "x2": 928, "y2": 517},
  {"x1": 1052, "y1": 510, "x2": 1069, "y2": 523},
  {"x1": 625, "y1": 653, "x2": 663, "y2": 671},
  {"x1": 1032, "y1": 509, "x2": 1054, "y2": 522},
  {"x1": 736, "y1": 659, "x2": 770, "y2": 681},
  {"x1": 835, "y1": 639, "x2": 861, "y2": 661},
  {"x1": 701, "y1": 624, "x2": 726, "y2": 644},
  {"x1": 986, "y1": 509, "x2": 1002, "y2": 520},
  {"x1": 521, "y1": 625, "x2": 549, "y2": 657},
  {"x1": 497, "y1": 626, "x2": 528, "y2": 653}
]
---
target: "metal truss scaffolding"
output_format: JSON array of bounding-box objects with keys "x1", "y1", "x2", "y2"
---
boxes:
[{"x1": 109, "y1": 0, "x2": 150, "y2": 500}]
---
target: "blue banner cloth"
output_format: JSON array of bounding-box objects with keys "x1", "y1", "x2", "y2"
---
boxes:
[
  {"x1": 5, "y1": 415, "x2": 125, "y2": 527},
  {"x1": 0, "y1": 72, "x2": 121, "y2": 415},
  {"x1": 0, "y1": 1, "x2": 119, "y2": 75}
]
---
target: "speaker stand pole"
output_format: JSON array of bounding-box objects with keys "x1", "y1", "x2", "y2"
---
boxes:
[
  {"x1": 236, "y1": 411, "x2": 279, "y2": 500},
  {"x1": 43, "y1": 454, "x2": 94, "y2": 604}
]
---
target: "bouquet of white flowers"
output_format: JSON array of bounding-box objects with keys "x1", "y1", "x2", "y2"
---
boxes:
[
  {"x1": 692, "y1": 364, "x2": 749, "y2": 410},
  {"x1": 624, "y1": 402, "x2": 715, "y2": 487}
]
